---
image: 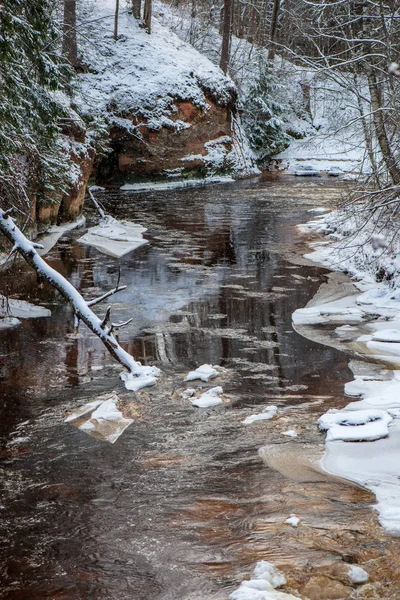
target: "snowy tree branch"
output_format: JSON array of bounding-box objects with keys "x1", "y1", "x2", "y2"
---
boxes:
[{"x1": 0, "y1": 208, "x2": 154, "y2": 379}]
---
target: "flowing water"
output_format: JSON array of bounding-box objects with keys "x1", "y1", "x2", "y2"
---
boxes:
[{"x1": 1, "y1": 177, "x2": 399, "y2": 599}]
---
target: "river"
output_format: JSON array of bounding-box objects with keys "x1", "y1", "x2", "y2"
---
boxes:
[{"x1": 1, "y1": 177, "x2": 399, "y2": 599}]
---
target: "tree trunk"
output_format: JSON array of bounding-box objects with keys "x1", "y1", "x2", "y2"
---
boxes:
[
  {"x1": 62, "y1": 0, "x2": 78, "y2": 68},
  {"x1": 268, "y1": 0, "x2": 280, "y2": 60},
  {"x1": 368, "y1": 70, "x2": 400, "y2": 185},
  {"x1": 132, "y1": 0, "x2": 141, "y2": 19},
  {"x1": 144, "y1": 0, "x2": 152, "y2": 33},
  {"x1": 220, "y1": 0, "x2": 234, "y2": 74},
  {"x1": 114, "y1": 0, "x2": 119, "y2": 41}
]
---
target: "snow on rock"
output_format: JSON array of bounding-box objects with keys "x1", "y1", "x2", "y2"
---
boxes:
[
  {"x1": 0, "y1": 296, "x2": 51, "y2": 320},
  {"x1": 190, "y1": 386, "x2": 224, "y2": 408},
  {"x1": 229, "y1": 561, "x2": 300, "y2": 600},
  {"x1": 285, "y1": 514, "x2": 300, "y2": 527},
  {"x1": 242, "y1": 406, "x2": 277, "y2": 425},
  {"x1": 78, "y1": 216, "x2": 148, "y2": 258},
  {"x1": 76, "y1": 0, "x2": 256, "y2": 180},
  {"x1": 185, "y1": 364, "x2": 219, "y2": 382},
  {"x1": 318, "y1": 408, "x2": 392, "y2": 442},
  {"x1": 347, "y1": 565, "x2": 369, "y2": 584},
  {"x1": 66, "y1": 392, "x2": 133, "y2": 444}
]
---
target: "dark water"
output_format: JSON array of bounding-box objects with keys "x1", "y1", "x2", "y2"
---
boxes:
[{"x1": 0, "y1": 177, "x2": 356, "y2": 599}]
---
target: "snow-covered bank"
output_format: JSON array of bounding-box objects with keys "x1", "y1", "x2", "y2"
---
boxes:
[
  {"x1": 76, "y1": 0, "x2": 257, "y2": 183},
  {"x1": 294, "y1": 207, "x2": 400, "y2": 534}
]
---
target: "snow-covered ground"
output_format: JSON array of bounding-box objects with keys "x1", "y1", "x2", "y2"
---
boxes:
[
  {"x1": 154, "y1": 0, "x2": 369, "y2": 176},
  {"x1": 295, "y1": 208, "x2": 400, "y2": 534},
  {"x1": 75, "y1": 0, "x2": 257, "y2": 178}
]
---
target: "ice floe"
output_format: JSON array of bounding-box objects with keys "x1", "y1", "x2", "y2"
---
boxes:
[
  {"x1": 185, "y1": 364, "x2": 219, "y2": 382},
  {"x1": 120, "y1": 366, "x2": 160, "y2": 391},
  {"x1": 284, "y1": 514, "x2": 300, "y2": 527},
  {"x1": 190, "y1": 386, "x2": 223, "y2": 408},
  {"x1": 229, "y1": 561, "x2": 299, "y2": 600},
  {"x1": 281, "y1": 429, "x2": 298, "y2": 438},
  {"x1": 0, "y1": 317, "x2": 21, "y2": 330},
  {"x1": 0, "y1": 295, "x2": 51, "y2": 320},
  {"x1": 347, "y1": 565, "x2": 369, "y2": 584},
  {"x1": 318, "y1": 408, "x2": 392, "y2": 442},
  {"x1": 78, "y1": 216, "x2": 148, "y2": 258},
  {"x1": 180, "y1": 388, "x2": 196, "y2": 399},
  {"x1": 37, "y1": 216, "x2": 85, "y2": 256},
  {"x1": 242, "y1": 406, "x2": 277, "y2": 425},
  {"x1": 65, "y1": 392, "x2": 133, "y2": 444}
]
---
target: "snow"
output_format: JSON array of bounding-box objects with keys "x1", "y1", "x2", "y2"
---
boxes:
[
  {"x1": 76, "y1": 0, "x2": 256, "y2": 178},
  {"x1": 229, "y1": 561, "x2": 300, "y2": 600},
  {"x1": 282, "y1": 430, "x2": 298, "y2": 438},
  {"x1": 0, "y1": 295, "x2": 51, "y2": 319},
  {"x1": 0, "y1": 317, "x2": 21, "y2": 330},
  {"x1": 318, "y1": 408, "x2": 392, "y2": 442},
  {"x1": 78, "y1": 216, "x2": 148, "y2": 258},
  {"x1": 181, "y1": 388, "x2": 196, "y2": 399},
  {"x1": 285, "y1": 514, "x2": 300, "y2": 527},
  {"x1": 242, "y1": 406, "x2": 277, "y2": 425},
  {"x1": 64, "y1": 399, "x2": 104, "y2": 423},
  {"x1": 347, "y1": 565, "x2": 369, "y2": 584},
  {"x1": 185, "y1": 364, "x2": 219, "y2": 382},
  {"x1": 292, "y1": 297, "x2": 364, "y2": 326},
  {"x1": 120, "y1": 368, "x2": 160, "y2": 392},
  {"x1": 65, "y1": 393, "x2": 133, "y2": 444},
  {"x1": 190, "y1": 386, "x2": 224, "y2": 408},
  {"x1": 119, "y1": 177, "x2": 235, "y2": 192}
]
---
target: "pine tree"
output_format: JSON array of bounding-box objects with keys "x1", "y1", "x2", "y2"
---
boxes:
[
  {"x1": 0, "y1": 0, "x2": 71, "y2": 204},
  {"x1": 241, "y1": 59, "x2": 290, "y2": 164}
]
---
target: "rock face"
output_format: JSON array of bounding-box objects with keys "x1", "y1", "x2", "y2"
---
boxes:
[
  {"x1": 76, "y1": 7, "x2": 255, "y2": 185},
  {"x1": 35, "y1": 113, "x2": 94, "y2": 231},
  {"x1": 96, "y1": 96, "x2": 235, "y2": 184}
]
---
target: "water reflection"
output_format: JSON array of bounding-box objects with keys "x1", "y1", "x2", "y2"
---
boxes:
[{"x1": 0, "y1": 177, "x2": 368, "y2": 600}]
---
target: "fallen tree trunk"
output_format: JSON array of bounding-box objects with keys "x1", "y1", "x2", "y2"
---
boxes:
[{"x1": 0, "y1": 208, "x2": 158, "y2": 385}]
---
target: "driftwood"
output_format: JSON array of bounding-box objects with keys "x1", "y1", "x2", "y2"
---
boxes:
[{"x1": 0, "y1": 208, "x2": 154, "y2": 380}]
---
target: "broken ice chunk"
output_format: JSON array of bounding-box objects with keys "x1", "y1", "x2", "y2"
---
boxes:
[
  {"x1": 181, "y1": 388, "x2": 196, "y2": 399},
  {"x1": 285, "y1": 514, "x2": 300, "y2": 527},
  {"x1": 242, "y1": 406, "x2": 277, "y2": 425},
  {"x1": 190, "y1": 386, "x2": 223, "y2": 408},
  {"x1": 185, "y1": 364, "x2": 218, "y2": 382}
]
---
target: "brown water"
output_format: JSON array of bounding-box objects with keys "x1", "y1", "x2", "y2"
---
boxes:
[{"x1": 1, "y1": 177, "x2": 399, "y2": 600}]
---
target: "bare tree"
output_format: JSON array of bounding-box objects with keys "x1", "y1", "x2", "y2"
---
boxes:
[
  {"x1": 114, "y1": 0, "x2": 120, "y2": 40},
  {"x1": 220, "y1": 0, "x2": 234, "y2": 74},
  {"x1": 268, "y1": 0, "x2": 281, "y2": 61},
  {"x1": 144, "y1": 0, "x2": 152, "y2": 33},
  {"x1": 132, "y1": 0, "x2": 141, "y2": 19},
  {"x1": 62, "y1": 0, "x2": 78, "y2": 67}
]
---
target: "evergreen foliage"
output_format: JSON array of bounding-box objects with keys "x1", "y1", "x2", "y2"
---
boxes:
[
  {"x1": 0, "y1": 0, "x2": 71, "y2": 202},
  {"x1": 241, "y1": 59, "x2": 290, "y2": 164}
]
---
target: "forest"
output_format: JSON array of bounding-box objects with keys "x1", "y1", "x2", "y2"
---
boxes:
[{"x1": 1, "y1": 1, "x2": 400, "y2": 599}]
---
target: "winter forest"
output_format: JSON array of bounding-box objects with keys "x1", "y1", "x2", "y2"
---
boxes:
[{"x1": 2, "y1": 0, "x2": 400, "y2": 598}]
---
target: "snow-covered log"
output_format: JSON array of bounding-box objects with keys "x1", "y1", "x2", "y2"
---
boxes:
[{"x1": 0, "y1": 208, "x2": 159, "y2": 385}]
